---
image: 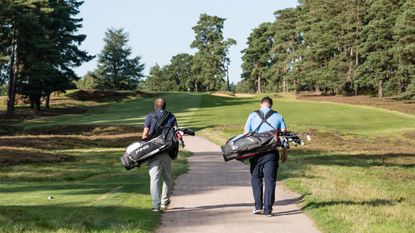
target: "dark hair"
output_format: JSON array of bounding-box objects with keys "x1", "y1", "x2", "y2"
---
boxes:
[
  {"x1": 154, "y1": 97, "x2": 166, "y2": 110},
  {"x1": 261, "y1": 96, "x2": 273, "y2": 107}
]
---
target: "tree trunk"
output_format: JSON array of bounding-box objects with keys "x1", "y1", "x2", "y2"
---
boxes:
[
  {"x1": 45, "y1": 94, "x2": 50, "y2": 110},
  {"x1": 33, "y1": 95, "x2": 41, "y2": 112},
  {"x1": 378, "y1": 79, "x2": 383, "y2": 98},
  {"x1": 226, "y1": 68, "x2": 230, "y2": 91},
  {"x1": 6, "y1": 25, "x2": 17, "y2": 115},
  {"x1": 256, "y1": 73, "x2": 261, "y2": 93},
  {"x1": 294, "y1": 79, "x2": 299, "y2": 94},
  {"x1": 282, "y1": 77, "x2": 287, "y2": 92},
  {"x1": 276, "y1": 80, "x2": 279, "y2": 93}
]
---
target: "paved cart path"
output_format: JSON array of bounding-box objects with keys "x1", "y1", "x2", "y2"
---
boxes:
[{"x1": 157, "y1": 136, "x2": 320, "y2": 233}]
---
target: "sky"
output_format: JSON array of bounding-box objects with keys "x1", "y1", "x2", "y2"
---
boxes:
[{"x1": 74, "y1": 0, "x2": 299, "y2": 84}]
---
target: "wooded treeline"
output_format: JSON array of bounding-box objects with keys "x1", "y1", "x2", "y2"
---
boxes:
[
  {"x1": 2, "y1": 0, "x2": 415, "y2": 113},
  {"x1": 239, "y1": 0, "x2": 415, "y2": 98},
  {"x1": 0, "y1": 0, "x2": 92, "y2": 113}
]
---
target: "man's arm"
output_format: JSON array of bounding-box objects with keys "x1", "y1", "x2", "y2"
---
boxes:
[
  {"x1": 142, "y1": 114, "x2": 151, "y2": 140},
  {"x1": 243, "y1": 113, "x2": 254, "y2": 134},
  {"x1": 279, "y1": 116, "x2": 288, "y2": 163},
  {"x1": 172, "y1": 115, "x2": 178, "y2": 129},
  {"x1": 142, "y1": 127, "x2": 149, "y2": 140}
]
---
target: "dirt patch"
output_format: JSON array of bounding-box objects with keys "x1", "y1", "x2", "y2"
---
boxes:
[
  {"x1": 0, "y1": 124, "x2": 144, "y2": 150},
  {"x1": 0, "y1": 133, "x2": 140, "y2": 150},
  {"x1": 67, "y1": 90, "x2": 130, "y2": 102},
  {"x1": 211, "y1": 91, "x2": 235, "y2": 97},
  {"x1": 20, "y1": 125, "x2": 142, "y2": 136},
  {"x1": 234, "y1": 93, "x2": 255, "y2": 98},
  {"x1": 67, "y1": 90, "x2": 154, "y2": 102},
  {"x1": 296, "y1": 128, "x2": 415, "y2": 156},
  {"x1": 297, "y1": 94, "x2": 415, "y2": 116},
  {"x1": 0, "y1": 107, "x2": 88, "y2": 125},
  {"x1": 0, "y1": 125, "x2": 143, "y2": 165},
  {"x1": 211, "y1": 92, "x2": 255, "y2": 98},
  {"x1": 0, "y1": 148, "x2": 74, "y2": 166}
]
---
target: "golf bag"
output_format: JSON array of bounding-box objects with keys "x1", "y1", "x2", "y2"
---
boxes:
[
  {"x1": 120, "y1": 128, "x2": 195, "y2": 170},
  {"x1": 221, "y1": 130, "x2": 304, "y2": 162},
  {"x1": 221, "y1": 109, "x2": 304, "y2": 161}
]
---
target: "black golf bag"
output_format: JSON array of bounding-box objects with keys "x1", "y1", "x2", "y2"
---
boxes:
[
  {"x1": 120, "y1": 134, "x2": 167, "y2": 170},
  {"x1": 120, "y1": 127, "x2": 195, "y2": 170},
  {"x1": 221, "y1": 130, "x2": 304, "y2": 162}
]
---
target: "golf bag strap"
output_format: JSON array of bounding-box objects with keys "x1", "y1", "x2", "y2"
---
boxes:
[
  {"x1": 253, "y1": 110, "x2": 276, "y2": 132},
  {"x1": 149, "y1": 110, "x2": 172, "y2": 137},
  {"x1": 157, "y1": 111, "x2": 171, "y2": 128}
]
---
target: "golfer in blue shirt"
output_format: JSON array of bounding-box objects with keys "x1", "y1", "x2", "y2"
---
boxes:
[{"x1": 244, "y1": 96, "x2": 288, "y2": 217}]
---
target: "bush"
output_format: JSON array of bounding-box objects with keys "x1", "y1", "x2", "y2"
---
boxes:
[
  {"x1": 396, "y1": 84, "x2": 415, "y2": 100},
  {"x1": 235, "y1": 80, "x2": 255, "y2": 93}
]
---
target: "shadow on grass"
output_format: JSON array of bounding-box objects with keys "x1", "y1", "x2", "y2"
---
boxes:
[
  {"x1": 301, "y1": 198, "x2": 405, "y2": 210},
  {"x1": 0, "y1": 204, "x2": 158, "y2": 232},
  {"x1": 285, "y1": 150, "x2": 415, "y2": 171}
]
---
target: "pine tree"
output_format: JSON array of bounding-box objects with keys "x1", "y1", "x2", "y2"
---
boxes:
[
  {"x1": 241, "y1": 22, "x2": 274, "y2": 93},
  {"x1": 393, "y1": 0, "x2": 415, "y2": 98},
  {"x1": 303, "y1": 0, "x2": 344, "y2": 94},
  {"x1": 191, "y1": 14, "x2": 236, "y2": 92},
  {"x1": 95, "y1": 28, "x2": 145, "y2": 90},
  {"x1": 1, "y1": 0, "x2": 91, "y2": 112},
  {"x1": 270, "y1": 7, "x2": 301, "y2": 92},
  {"x1": 356, "y1": 0, "x2": 400, "y2": 97},
  {"x1": 1, "y1": 0, "x2": 51, "y2": 113},
  {"x1": 332, "y1": 0, "x2": 365, "y2": 95}
]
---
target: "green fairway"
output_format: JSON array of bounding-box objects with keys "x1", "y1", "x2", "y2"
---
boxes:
[
  {"x1": 2, "y1": 92, "x2": 415, "y2": 233},
  {"x1": 24, "y1": 93, "x2": 415, "y2": 135}
]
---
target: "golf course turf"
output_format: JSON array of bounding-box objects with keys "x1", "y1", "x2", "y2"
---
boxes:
[{"x1": 1, "y1": 92, "x2": 414, "y2": 232}]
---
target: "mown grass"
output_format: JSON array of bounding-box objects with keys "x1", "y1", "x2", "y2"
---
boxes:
[{"x1": 2, "y1": 92, "x2": 415, "y2": 233}]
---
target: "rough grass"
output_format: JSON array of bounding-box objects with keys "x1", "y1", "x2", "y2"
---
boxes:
[
  {"x1": 297, "y1": 93, "x2": 415, "y2": 116},
  {"x1": 0, "y1": 123, "x2": 190, "y2": 233}
]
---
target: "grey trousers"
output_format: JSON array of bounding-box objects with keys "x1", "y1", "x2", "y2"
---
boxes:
[{"x1": 148, "y1": 152, "x2": 172, "y2": 209}]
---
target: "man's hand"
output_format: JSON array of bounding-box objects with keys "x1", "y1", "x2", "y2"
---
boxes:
[
  {"x1": 142, "y1": 127, "x2": 149, "y2": 140},
  {"x1": 281, "y1": 149, "x2": 288, "y2": 163}
]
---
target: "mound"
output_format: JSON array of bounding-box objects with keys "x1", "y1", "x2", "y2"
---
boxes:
[{"x1": 67, "y1": 90, "x2": 129, "y2": 102}]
